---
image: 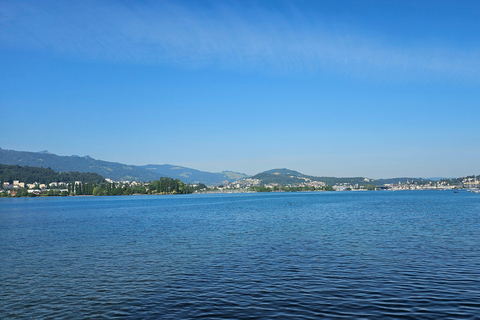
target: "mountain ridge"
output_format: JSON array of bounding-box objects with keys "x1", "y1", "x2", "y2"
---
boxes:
[
  {"x1": 0, "y1": 148, "x2": 248, "y2": 184},
  {"x1": 0, "y1": 148, "x2": 438, "y2": 186},
  {"x1": 249, "y1": 168, "x2": 430, "y2": 187}
]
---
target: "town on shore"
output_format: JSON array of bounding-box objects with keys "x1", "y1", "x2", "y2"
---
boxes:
[{"x1": 1, "y1": 167, "x2": 479, "y2": 198}]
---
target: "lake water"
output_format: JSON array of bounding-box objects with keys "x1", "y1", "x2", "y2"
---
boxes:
[{"x1": 1, "y1": 191, "x2": 480, "y2": 319}]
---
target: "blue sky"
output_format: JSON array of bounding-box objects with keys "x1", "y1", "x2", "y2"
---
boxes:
[{"x1": 1, "y1": 0, "x2": 479, "y2": 178}]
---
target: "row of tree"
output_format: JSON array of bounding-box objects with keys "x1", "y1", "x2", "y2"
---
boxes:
[
  {"x1": 148, "y1": 177, "x2": 194, "y2": 194},
  {"x1": 92, "y1": 183, "x2": 149, "y2": 196},
  {"x1": 1, "y1": 177, "x2": 198, "y2": 197},
  {"x1": 0, "y1": 164, "x2": 105, "y2": 184},
  {"x1": 247, "y1": 185, "x2": 335, "y2": 192}
]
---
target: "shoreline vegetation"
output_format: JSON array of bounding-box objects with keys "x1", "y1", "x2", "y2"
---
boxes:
[
  {"x1": 0, "y1": 164, "x2": 336, "y2": 198},
  {"x1": 2, "y1": 181, "x2": 478, "y2": 199},
  {"x1": 0, "y1": 180, "x2": 337, "y2": 198},
  {"x1": 1, "y1": 163, "x2": 478, "y2": 198},
  {"x1": 0, "y1": 177, "x2": 196, "y2": 198},
  {"x1": 2, "y1": 186, "x2": 475, "y2": 199}
]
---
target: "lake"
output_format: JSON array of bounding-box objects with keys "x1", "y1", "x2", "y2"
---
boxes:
[{"x1": 1, "y1": 191, "x2": 480, "y2": 319}]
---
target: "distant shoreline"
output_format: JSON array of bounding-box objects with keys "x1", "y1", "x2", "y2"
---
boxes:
[{"x1": 2, "y1": 188, "x2": 470, "y2": 199}]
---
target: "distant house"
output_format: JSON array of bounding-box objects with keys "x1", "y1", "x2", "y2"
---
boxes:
[{"x1": 12, "y1": 181, "x2": 25, "y2": 188}]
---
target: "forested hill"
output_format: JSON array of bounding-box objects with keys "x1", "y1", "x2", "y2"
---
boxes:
[
  {"x1": 0, "y1": 148, "x2": 157, "y2": 181},
  {"x1": 0, "y1": 148, "x2": 247, "y2": 184},
  {"x1": 139, "y1": 165, "x2": 248, "y2": 185},
  {"x1": 252, "y1": 169, "x2": 368, "y2": 186},
  {"x1": 0, "y1": 164, "x2": 105, "y2": 184},
  {"x1": 252, "y1": 169, "x2": 314, "y2": 185},
  {"x1": 251, "y1": 169, "x2": 431, "y2": 186}
]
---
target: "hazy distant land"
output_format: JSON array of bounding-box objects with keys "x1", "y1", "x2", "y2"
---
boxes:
[{"x1": 1, "y1": 148, "x2": 478, "y2": 198}]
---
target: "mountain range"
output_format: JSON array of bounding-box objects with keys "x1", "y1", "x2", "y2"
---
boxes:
[
  {"x1": 0, "y1": 148, "x2": 435, "y2": 186},
  {"x1": 0, "y1": 148, "x2": 248, "y2": 185}
]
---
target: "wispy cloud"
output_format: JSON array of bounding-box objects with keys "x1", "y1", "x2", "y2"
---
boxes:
[{"x1": 1, "y1": 0, "x2": 478, "y2": 80}]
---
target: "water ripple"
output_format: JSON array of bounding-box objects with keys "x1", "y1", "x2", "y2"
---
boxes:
[{"x1": 1, "y1": 192, "x2": 480, "y2": 319}]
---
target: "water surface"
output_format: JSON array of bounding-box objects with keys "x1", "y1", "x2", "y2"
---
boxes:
[{"x1": 1, "y1": 191, "x2": 480, "y2": 319}]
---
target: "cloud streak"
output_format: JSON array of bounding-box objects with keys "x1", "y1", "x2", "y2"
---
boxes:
[{"x1": 1, "y1": 0, "x2": 479, "y2": 81}]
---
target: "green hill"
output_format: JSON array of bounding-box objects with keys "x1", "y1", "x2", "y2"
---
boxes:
[
  {"x1": 0, "y1": 164, "x2": 105, "y2": 184},
  {"x1": 251, "y1": 168, "x2": 432, "y2": 186},
  {"x1": 0, "y1": 148, "x2": 247, "y2": 184},
  {"x1": 252, "y1": 169, "x2": 312, "y2": 185},
  {"x1": 139, "y1": 164, "x2": 248, "y2": 185},
  {"x1": 0, "y1": 148, "x2": 157, "y2": 181},
  {"x1": 252, "y1": 168, "x2": 366, "y2": 186}
]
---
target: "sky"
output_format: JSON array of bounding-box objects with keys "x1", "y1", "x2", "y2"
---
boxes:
[{"x1": 1, "y1": 0, "x2": 479, "y2": 178}]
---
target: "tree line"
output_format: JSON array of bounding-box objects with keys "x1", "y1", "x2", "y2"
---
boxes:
[
  {"x1": 1, "y1": 177, "x2": 199, "y2": 198},
  {"x1": 0, "y1": 164, "x2": 105, "y2": 184},
  {"x1": 247, "y1": 185, "x2": 335, "y2": 192}
]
